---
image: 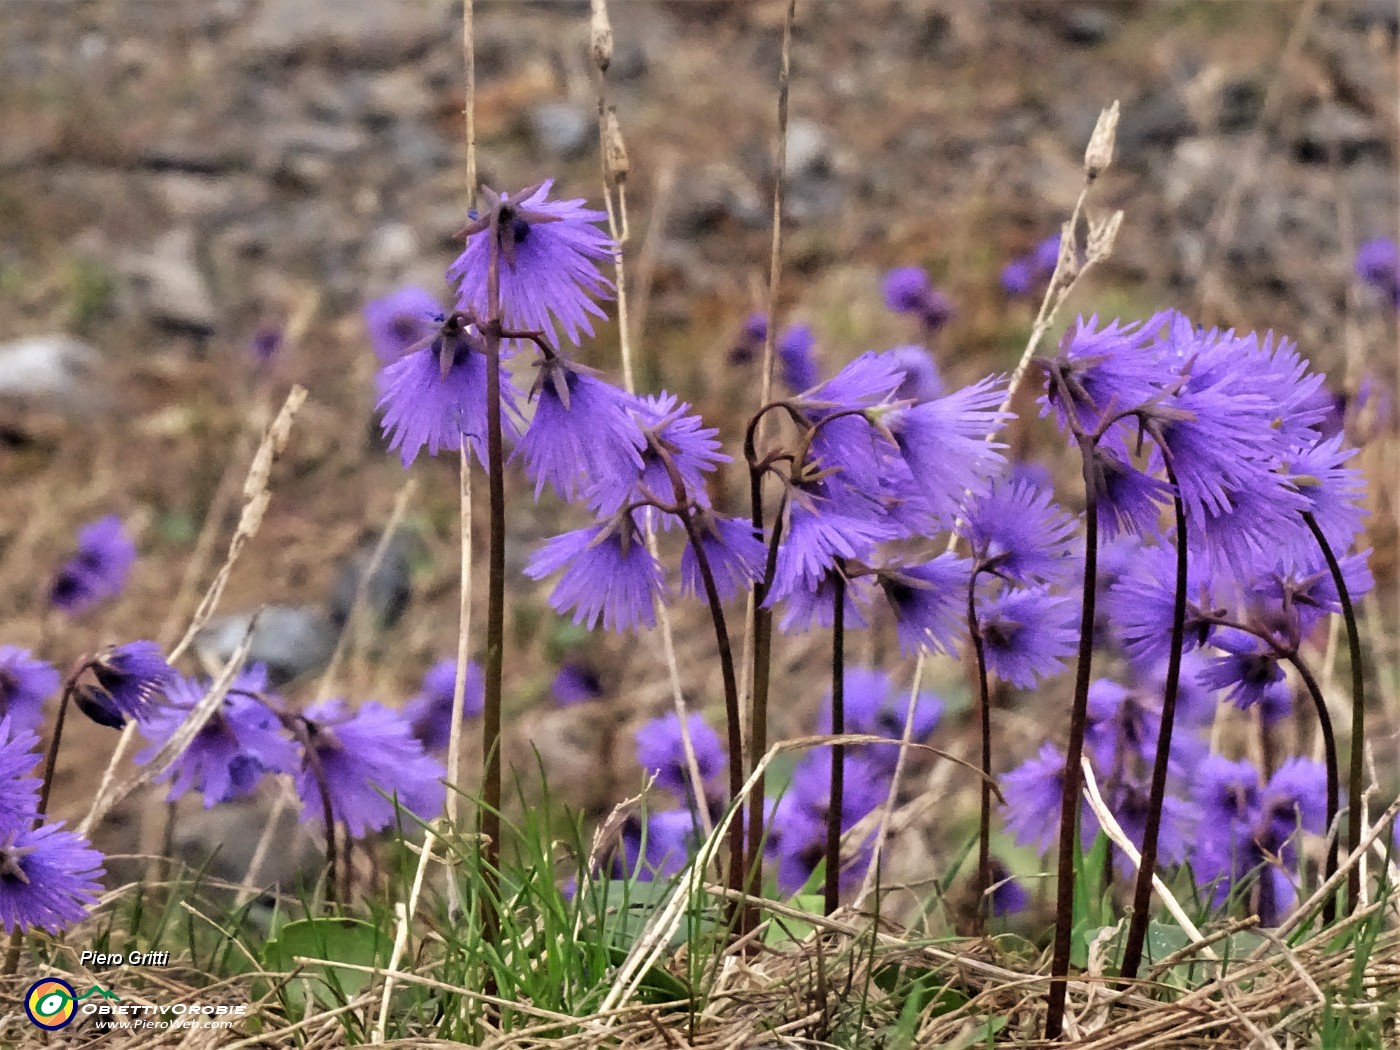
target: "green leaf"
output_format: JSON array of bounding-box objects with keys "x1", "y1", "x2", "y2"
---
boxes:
[{"x1": 262, "y1": 917, "x2": 387, "y2": 1013}]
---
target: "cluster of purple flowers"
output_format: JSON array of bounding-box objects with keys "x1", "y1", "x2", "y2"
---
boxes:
[
  {"x1": 1001, "y1": 234, "x2": 1061, "y2": 298},
  {"x1": 881, "y1": 266, "x2": 953, "y2": 334}
]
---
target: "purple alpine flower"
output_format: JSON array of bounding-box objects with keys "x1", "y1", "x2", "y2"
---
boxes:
[
  {"x1": 775, "y1": 568, "x2": 875, "y2": 633},
  {"x1": 0, "y1": 648, "x2": 58, "y2": 735},
  {"x1": 877, "y1": 553, "x2": 970, "y2": 656},
  {"x1": 135, "y1": 667, "x2": 298, "y2": 808},
  {"x1": 525, "y1": 513, "x2": 667, "y2": 632},
  {"x1": 1040, "y1": 313, "x2": 1163, "y2": 439},
  {"x1": 364, "y1": 286, "x2": 443, "y2": 364},
  {"x1": 403, "y1": 659, "x2": 485, "y2": 753},
  {"x1": 1001, "y1": 742, "x2": 1070, "y2": 854},
  {"x1": 680, "y1": 512, "x2": 766, "y2": 603},
  {"x1": 1355, "y1": 236, "x2": 1400, "y2": 306},
  {"x1": 882, "y1": 376, "x2": 1010, "y2": 522},
  {"x1": 376, "y1": 313, "x2": 524, "y2": 468},
  {"x1": 1000, "y1": 258, "x2": 1034, "y2": 297},
  {"x1": 634, "y1": 712, "x2": 725, "y2": 799},
  {"x1": 595, "y1": 392, "x2": 725, "y2": 517},
  {"x1": 1249, "y1": 550, "x2": 1373, "y2": 639},
  {"x1": 729, "y1": 312, "x2": 768, "y2": 365},
  {"x1": 816, "y1": 667, "x2": 943, "y2": 771},
  {"x1": 777, "y1": 324, "x2": 820, "y2": 393},
  {"x1": 882, "y1": 267, "x2": 932, "y2": 313},
  {"x1": 296, "y1": 699, "x2": 446, "y2": 838},
  {"x1": 768, "y1": 483, "x2": 896, "y2": 602},
  {"x1": 959, "y1": 476, "x2": 1078, "y2": 585},
  {"x1": 1278, "y1": 434, "x2": 1367, "y2": 552},
  {"x1": 551, "y1": 661, "x2": 603, "y2": 706},
  {"x1": 82, "y1": 642, "x2": 175, "y2": 726},
  {"x1": 515, "y1": 356, "x2": 644, "y2": 502},
  {"x1": 250, "y1": 324, "x2": 282, "y2": 367},
  {"x1": 1200, "y1": 628, "x2": 1286, "y2": 713},
  {"x1": 1104, "y1": 542, "x2": 1225, "y2": 664},
  {"x1": 0, "y1": 821, "x2": 104, "y2": 934},
  {"x1": 612, "y1": 809, "x2": 699, "y2": 881},
  {"x1": 1090, "y1": 447, "x2": 1173, "y2": 538},
  {"x1": 49, "y1": 515, "x2": 136, "y2": 615},
  {"x1": 449, "y1": 181, "x2": 614, "y2": 345},
  {"x1": 0, "y1": 718, "x2": 42, "y2": 833},
  {"x1": 989, "y1": 860, "x2": 1030, "y2": 916},
  {"x1": 974, "y1": 586, "x2": 1078, "y2": 688}
]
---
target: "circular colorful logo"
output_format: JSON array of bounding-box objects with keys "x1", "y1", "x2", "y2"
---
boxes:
[{"x1": 25, "y1": 978, "x2": 77, "y2": 1030}]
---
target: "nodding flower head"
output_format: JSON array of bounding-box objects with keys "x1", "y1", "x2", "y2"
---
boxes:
[
  {"x1": 972, "y1": 585, "x2": 1078, "y2": 689},
  {"x1": 376, "y1": 311, "x2": 524, "y2": 468},
  {"x1": 634, "y1": 712, "x2": 725, "y2": 802},
  {"x1": 958, "y1": 475, "x2": 1078, "y2": 585},
  {"x1": 449, "y1": 181, "x2": 614, "y2": 345},
  {"x1": 296, "y1": 699, "x2": 445, "y2": 839},
  {"x1": 0, "y1": 718, "x2": 42, "y2": 833},
  {"x1": 49, "y1": 515, "x2": 136, "y2": 615},
  {"x1": 525, "y1": 512, "x2": 667, "y2": 633},
  {"x1": 877, "y1": 553, "x2": 970, "y2": 656},
  {"x1": 777, "y1": 324, "x2": 820, "y2": 394},
  {"x1": 81, "y1": 642, "x2": 175, "y2": 727},
  {"x1": 592, "y1": 392, "x2": 724, "y2": 518},
  {"x1": 551, "y1": 660, "x2": 603, "y2": 706},
  {"x1": 1355, "y1": 236, "x2": 1400, "y2": 306}
]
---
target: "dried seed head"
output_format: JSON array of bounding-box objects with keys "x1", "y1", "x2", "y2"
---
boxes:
[
  {"x1": 1084, "y1": 100, "x2": 1120, "y2": 180},
  {"x1": 590, "y1": 0, "x2": 613, "y2": 73},
  {"x1": 1055, "y1": 219, "x2": 1081, "y2": 284},
  {"x1": 1087, "y1": 209, "x2": 1124, "y2": 263},
  {"x1": 603, "y1": 106, "x2": 629, "y2": 184}
]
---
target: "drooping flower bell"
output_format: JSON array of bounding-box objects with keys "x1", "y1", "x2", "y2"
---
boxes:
[
  {"x1": 449, "y1": 181, "x2": 614, "y2": 345},
  {"x1": 49, "y1": 515, "x2": 136, "y2": 615}
]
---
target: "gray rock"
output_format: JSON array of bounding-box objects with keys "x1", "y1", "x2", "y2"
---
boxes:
[
  {"x1": 122, "y1": 228, "x2": 218, "y2": 336},
  {"x1": 529, "y1": 102, "x2": 593, "y2": 160},
  {"x1": 327, "y1": 529, "x2": 415, "y2": 632},
  {"x1": 195, "y1": 604, "x2": 337, "y2": 687},
  {"x1": 0, "y1": 335, "x2": 102, "y2": 416},
  {"x1": 671, "y1": 165, "x2": 766, "y2": 236},
  {"x1": 242, "y1": 0, "x2": 441, "y2": 67},
  {"x1": 1116, "y1": 87, "x2": 1196, "y2": 163},
  {"x1": 1294, "y1": 101, "x2": 1387, "y2": 164},
  {"x1": 365, "y1": 222, "x2": 419, "y2": 273},
  {"x1": 785, "y1": 118, "x2": 832, "y2": 178},
  {"x1": 1058, "y1": 6, "x2": 1116, "y2": 46},
  {"x1": 170, "y1": 796, "x2": 318, "y2": 893}
]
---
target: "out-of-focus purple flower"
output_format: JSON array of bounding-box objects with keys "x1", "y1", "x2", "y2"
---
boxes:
[
  {"x1": 785, "y1": 749, "x2": 890, "y2": 831},
  {"x1": 883, "y1": 344, "x2": 943, "y2": 403},
  {"x1": 989, "y1": 860, "x2": 1029, "y2": 916},
  {"x1": 376, "y1": 315, "x2": 524, "y2": 468},
  {"x1": 959, "y1": 477, "x2": 1077, "y2": 585},
  {"x1": 404, "y1": 659, "x2": 485, "y2": 753},
  {"x1": 516, "y1": 357, "x2": 644, "y2": 502},
  {"x1": 0, "y1": 718, "x2": 41, "y2": 833},
  {"x1": 882, "y1": 376, "x2": 1009, "y2": 522},
  {"x1": 49, "y1": 515, "x2": 136, "y2": 615},
  {"x1": 1001, "y1": 233, "x2": 1061, "y2": 298},
  {"x1": 551, "y1": 661, "x2": 603, "y2": 706},
  {"x1": 612, "y1": 809, "x2": 699, "y2": 881},
  {"x1": 135, "y1": 667, "x2": 298, "y2": 808},
  {"x1": 296, "y1": 699, "x2": 445, "y2": 838},
  {"x1": 525, "y1": 513, "x2": 667, "y2": 633},
  {"x1": 881, "y1": 267, "x2": 952, "y2": 332},
  {"x1": 0, "y1": 648, "x2": 58, "y2": 735},
  {"x1": 1249, "y1": 550, "x2": 1373, "y2": 641},
  {"x1": 364, "y1": 287, "x2": 442, "y2": 363},
  {"x1": 1279, "y1": 434, "x2": 1367, "y2": 553},
  {"x1": 1001, "y1": 743, "x2": 1067, "y2": 854},
  {"x1": 634, "y1": 712, "x2": 725, "y2": 800},
  {"x1": 816, "y1": 667, "x2": 943, "y2": 772},
  {"x1": 877, "y1": 553, "x2": 970, "y2": 656},
  {"x1": 449, "y1": 181, "x2": 614, "y2": 345},
  {"x1": 974, "y1": 586, "x2": 1078, "y2": 688},
  {"x1": 1355, "y1": 237, "x2": 1400, "y2": 306},
  {"x1": 0, "y1": 821, "x2": 104, "y2": 934},
  {"x1": 729, "y1": 312, "x2": 768, "y2": 365},
  {"x1": 250, "y1": 324, "x2": 283, "y2": 367},
  {"x1": 777, "y1": 324, "x2": 820, "y2": 393},
  {"x1": 680, "y1": 512, "x2": 766, "y2": 603},
  {"x1": 83, "y1": 642, "x2": 175, "y2": 727},
  {"x1": 1104, "y1": 542, "x2": 1224, "y2": 664}
]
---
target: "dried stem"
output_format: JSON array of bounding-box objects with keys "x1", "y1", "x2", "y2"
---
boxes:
[
  {"x1": 1119, "y1": 468, "x2": 1188, "y2": 981},
  {"x1": 1301, "y1": 510, "x2": 1365, "y2": 914},
  {"x1": 825, "y1": 570, "x2": 846, "y2": 917},
  {"x1": 1045, "y1": 442, "x2": 1101, "y2": 1040},
  {"x1": 445, "y1": 445, "x2": 473, "y2": 921}
]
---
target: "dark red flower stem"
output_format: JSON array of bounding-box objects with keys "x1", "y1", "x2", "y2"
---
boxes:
[
  {"x1": 965, "y1": 571, "x2": 993, "y2": 933},
  {"x1": 653, "y1": 444, "x2": 746, "y2": 914},
  {"x1": 744, "y1": 466, "x2": 778, "y2": 930},
  {"x1": 286, "y1": 717, "x2": 340, "y2": 906},
  {"x1": 480, "y1": 216, "x2": 507, "y2": 945},
  {"x1": 1286, "y1": 653, "x2": 1340, "y2": 926},
  {"x1": 1044, "y1": 441, "x2": 1101, "y2": 1041},
  {"x1": 825, "y1": 570, "x2": 847, "y2": 917},
  {"x1": 36, "y1": 662, "x2": 90, "y2": 824},
  {"x1": 1118, "y1": 466, "x2": 1188, "y2": 982},
  {"x1": 1301, "y1": 510, "x2": 1365, "y2": 915}
]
